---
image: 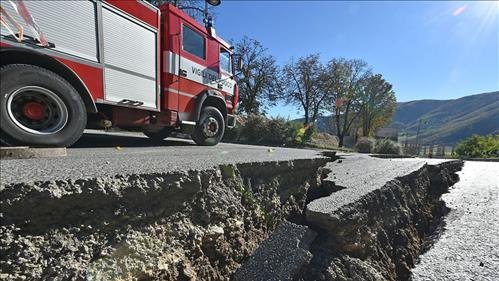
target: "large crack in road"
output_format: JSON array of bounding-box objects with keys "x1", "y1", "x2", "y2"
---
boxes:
[
  {"x1": 0, "y1": 142, "x2": 467, "y2": 280},
  {"x1": 303, "y1": 157, "x2": 463, "y2": 281},
  {"x1": 0, "y1": 146, "x2": 330, "y2": 280},
  {"x1": 235, "y1": 155, "x2": 463, "y2": 281}
]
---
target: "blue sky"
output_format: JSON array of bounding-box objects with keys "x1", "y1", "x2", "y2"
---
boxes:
[{"x1": 213, "y1": 1, "x2": 499, "y2": 119}]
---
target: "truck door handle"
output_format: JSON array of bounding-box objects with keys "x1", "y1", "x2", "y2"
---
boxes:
[
  {"x1": 119, "y1": 99, "x2": 144, "y2": 106},
  {"x1": 179, "y1": 69, "x2": 187, "y2": 77}
]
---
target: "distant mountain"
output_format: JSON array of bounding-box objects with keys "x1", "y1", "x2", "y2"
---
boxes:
[
  {"x1": 306, "y1": 91, "x2": 499, "y2": 145},
  {"x1": 392, "y1": 91, "x2": 499, "y2": 145}
]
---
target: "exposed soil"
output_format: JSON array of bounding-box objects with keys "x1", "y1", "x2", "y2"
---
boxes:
[
  {"x1": 300, "y1": 160, "x2": 463, "y2": 281},
  {"x1": 0, "y1": 155, "x2": 465, "y2": 281},
  {"x1": 0, "y1": 158, "x2": 328, "y2": 280}
]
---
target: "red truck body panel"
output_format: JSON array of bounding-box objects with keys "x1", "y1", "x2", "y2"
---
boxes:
[{"x1": 0, "y1": 0, "x2": 237, "y2": 128}]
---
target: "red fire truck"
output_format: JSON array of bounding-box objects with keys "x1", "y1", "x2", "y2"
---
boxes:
[{"x1": 0, "y1": 0, "x2": 239, "y2": 147}]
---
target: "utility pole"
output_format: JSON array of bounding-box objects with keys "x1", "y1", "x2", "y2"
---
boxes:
[
  {"x1": 204, "y1": 0, "x2": 209, "y2": 23},
  {"x1": 416, "y1": 119, "x2": 428, "y2": 154},
  {"x1": 415, "y1": 119, "x2": 421, "y2": 148},
  {"x1": 404, "y1": 132, "x2": 409, "y2": 154},
  {"x1": 415, "y1": 119, "x2": 425, "y2": 153}
]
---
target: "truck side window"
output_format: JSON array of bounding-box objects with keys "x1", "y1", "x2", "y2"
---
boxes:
[
  {"x1": 220, "y1": 48, "x2": 231, "y2": 74},
  {"x1": 182, "y1": 24, "x2": 205, "y2": 59}
]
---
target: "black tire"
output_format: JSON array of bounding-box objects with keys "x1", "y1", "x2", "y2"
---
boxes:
[
  {"x1": 191, "y1": 106, "x2": 225, "y2": 146},
  {"x1": 0, "y1": 64, "x2": 87, "y2": 147},
  {"x1": 143, "y1": 127, "x2": 173, "y2": 142}
]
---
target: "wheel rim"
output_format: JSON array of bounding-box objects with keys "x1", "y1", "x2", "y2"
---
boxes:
[
  {"x1": 6, "y1": 86, "x2": 69, "y2": 135},
  {"x1": 202, "y1": 116, "x2": 219, "y2": 137}
]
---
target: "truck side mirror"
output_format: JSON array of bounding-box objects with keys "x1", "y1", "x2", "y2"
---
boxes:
[{"x1": 232, "y1": 54, "x2": 243, "y2": 74}]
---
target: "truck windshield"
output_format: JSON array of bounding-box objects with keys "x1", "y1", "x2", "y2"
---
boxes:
[{"x1": 220, "y1": 48, "x2": 231, "y2": 74}]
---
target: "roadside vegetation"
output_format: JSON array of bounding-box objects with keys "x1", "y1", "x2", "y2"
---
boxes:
[
  {"x1": 223, "y1": 113, "x2": 403, "y2": 154},
  {"x1": 454, "y1": 135, "x2": 499, "y2": 159},
  {"x1": 223, "y1": 115, "x2": 339, "y2": 149},
  {"x1": 354, "y1": 137, "x2": 402, "y2": 155},
  {"x1": 373, "y1": 139, "x2": 402, "y2": 155},
  {"x1": 230, "y1": 37, "x2": 397, "y2": 148},
  {"x1": 355, "y1": 137, "x2": 375, "y2": 153}
]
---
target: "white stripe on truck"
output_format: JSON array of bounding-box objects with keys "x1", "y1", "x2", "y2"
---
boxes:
[{"x1": 163, "y1": 51, "x2": 236, "y2": 94}]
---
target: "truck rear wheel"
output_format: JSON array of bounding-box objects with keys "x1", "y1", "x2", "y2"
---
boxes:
[
  {"x1": 143, "y1": 127, "x2": 173, "y2": 142},
  {"x1": 0, "y1": 64, "x2": 87, "y2": 147},
  {"x1": 191, "y1": 106, "x2": 225, "y2": 146}
]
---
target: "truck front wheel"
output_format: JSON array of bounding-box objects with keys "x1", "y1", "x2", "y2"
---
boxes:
[
  {"x1": 191, "y1": 106, "x2": 225, "y2": 146},
  {"x1": 0, "y1": 64, "x2": 87, "y2": 147}
]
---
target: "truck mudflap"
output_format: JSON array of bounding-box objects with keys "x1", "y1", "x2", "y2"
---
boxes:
[{"x1": 227, "y1": 114, "x2": 236, "y2": 128}]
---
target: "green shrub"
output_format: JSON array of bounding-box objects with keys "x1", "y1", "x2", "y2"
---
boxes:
[
  {"x1": 262, "y1": 117, "x2": 292, "y2": 145},
  {"x1": 309, "y1": 132, "x2": 339, "y2": 149},
  {"x1": 355, "y1": 137, "x2": 375, "y2": 153},
  {"x1": 289, "y1": 122, "x2": 304, "y2": 144},
  {"x1": 290, "y1": 123, "x2": 314, "y2": 146},
  {"x1": 227, "y1": 115, "x2": 296, "y2": 146},
  {"x1": 455, "y1": 135, "x2": 499, "y2": 158},
  {"x1": 223, "y1": 126, "x2": 241, "y2": 142},
  {"x1": 223, "y1": 115, "x2": 334, "y2": 148},
  {"x1": 304, "y1": 124, "x2": 315, "y2": 143},
  {"x1": 373, "y1": 139, "x2": 402, "y2": 155},
  {"x1": 239, "y1": 114, "x2": 269, "y2": 144}
]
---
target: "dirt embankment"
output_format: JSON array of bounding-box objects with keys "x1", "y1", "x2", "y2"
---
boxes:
[
  {"x1": 0, "y1": 158, "x2": 329, "y2": 280},
  {"x1": 302, "y1": 160, "x2": 463, "y2": 280},
  {"x1": 1, "y1": 155, "x2": 463, "y2": 281}
]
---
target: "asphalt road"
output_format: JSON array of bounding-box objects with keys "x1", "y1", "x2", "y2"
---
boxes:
[
  {"x1": 307, "y1": 154, "x2": 446, "y2": 215},
  {"x1": 0, "y1": 130, "x2": 325, "y2": 185},
  {"x1": 411, "y1": 161, "x2": 499, "y2": 281}
]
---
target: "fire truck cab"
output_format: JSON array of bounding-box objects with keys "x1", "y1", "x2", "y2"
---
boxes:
[{"x1": 0, "y1": 0, "x2": 239, "y2": 147}]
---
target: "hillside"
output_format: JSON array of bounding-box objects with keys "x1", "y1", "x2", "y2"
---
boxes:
[
  {"x1": 391, "y1": 91, "x2": 499, "y2": 145},
  {"x1": 307, "y1": 91, "x2": 499, "y2": 145}
]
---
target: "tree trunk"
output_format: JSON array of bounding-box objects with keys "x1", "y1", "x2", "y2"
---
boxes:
[
  {"x1": 362, "y1": 117, "x2": 369, "y2": 136},
  {"x1": 363, "y1": 108, "x2": 375, "y2": 137},
  {"x1": 336, "y1": 112, "x2": 343, "y2": 147},
  {"x1": 338, "y1": 103, "x2": 351, "y2": 147}
]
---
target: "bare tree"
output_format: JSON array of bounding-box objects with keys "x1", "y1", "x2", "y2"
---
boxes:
[
  {"x1": 323, "y1": 58, "x2": 371, "y2": 147},
  {"x1": 359, "y1": 74, "x2": 396, "y2": 136},
  {"x1": 282, "y1": 54, "x2": 328, "y2": 124},
  {"x1": 234, "y1": 37, "x2": 281, "y2": 114}
]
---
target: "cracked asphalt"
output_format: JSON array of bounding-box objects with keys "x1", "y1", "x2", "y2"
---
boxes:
[
  {"x1": 307, "y1": 154, "x2": 448, "y2": 216},
  {"x1": 2, "y1": 131, "x2": 497, "y2": 281},
  {"x1": 411, "y1": 161, "x2": 499, "y2": 281},
  {"x1": 0, "y1": 130, "x2": 325, "y2": 185}
]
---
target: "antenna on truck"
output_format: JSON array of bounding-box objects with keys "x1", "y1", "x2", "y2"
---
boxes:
[
  {"x1": 204, "y1": 0, "x2": 220, "y2": 36},
  {"x1": 177, "y1": 0, "x2": 221, "y2": 29}
]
